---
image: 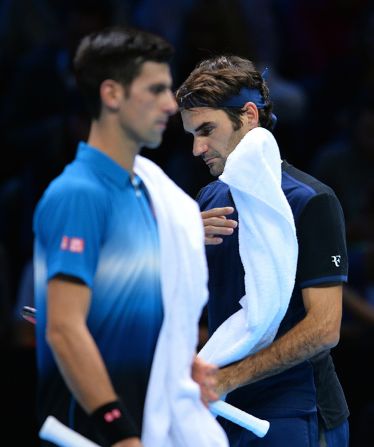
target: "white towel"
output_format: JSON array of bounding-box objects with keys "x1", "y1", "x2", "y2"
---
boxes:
[
  {"x1": 134, "y1": 156, "x2": 228, "y2": 447},
  {"x1": 199, "y1": 127, "x2": 298, "y2": 367}
]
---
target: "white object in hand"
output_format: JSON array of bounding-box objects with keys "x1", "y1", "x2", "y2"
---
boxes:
[
  {"x1": 39, "y1": 415, "x2": 101, "y2": 447},
  {"x1": 209, "y1": 400, "x2": 270, "y2": 438}
]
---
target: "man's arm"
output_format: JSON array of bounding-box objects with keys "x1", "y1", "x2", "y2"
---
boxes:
[
  {"x1": 214, "y1": 285, "x2": 343, "y2": 397},
  {"x1": 47, "y1": 277, "x2": 142, "y2": 447}
]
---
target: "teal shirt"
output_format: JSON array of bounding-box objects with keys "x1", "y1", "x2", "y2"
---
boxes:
[{"x1": 33, "y1": 142, "x2": 163, "y2": 441}]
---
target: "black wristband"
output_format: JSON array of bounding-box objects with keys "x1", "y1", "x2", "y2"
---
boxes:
[{"x1": 90, "y1": 399, "x2": 140, "y2": 445}]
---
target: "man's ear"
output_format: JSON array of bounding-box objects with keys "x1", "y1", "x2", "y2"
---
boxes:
[
  {"x1": 242, "y1": 102, "x2": 259, "y2": 128},
  {"x1": 100, "y1": 79, "x2": 124, "y2": 111}
]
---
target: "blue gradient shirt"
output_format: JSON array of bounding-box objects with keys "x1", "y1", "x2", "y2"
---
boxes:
[{"x1": 33, "y1": 142, "x2": 163, "y2": 437}]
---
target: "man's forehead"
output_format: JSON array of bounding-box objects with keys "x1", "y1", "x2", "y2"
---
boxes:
[
  {"x1": 137, "y1": 61, "x2": 172, "y2": 83},
  {"x1": 182, "y1": 107, "x2": 221, "y2": 127}
]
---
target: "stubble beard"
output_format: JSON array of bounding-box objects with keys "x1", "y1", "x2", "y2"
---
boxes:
[{"x1": 209, "y1": 158, "x2": 225, "y2": 177}]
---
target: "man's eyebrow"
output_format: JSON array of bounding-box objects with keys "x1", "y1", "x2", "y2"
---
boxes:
[
  {"x1": 150, "y1": 82, "x2": 169, "y2": 89},
  {"x1": 183, "y1": 121, "x2": 214, "y2": 135},
  {"x1": 195, "y1": 122, "x2": 213, "y2": 133}
]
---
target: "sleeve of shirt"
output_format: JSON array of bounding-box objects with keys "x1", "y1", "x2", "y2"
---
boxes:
[
  {"x1": 296, "y1": 192, "x2": 348, "y2": 288},
  {"x1": 34, "y1": 183, "x2": 107, "y2": 288}
]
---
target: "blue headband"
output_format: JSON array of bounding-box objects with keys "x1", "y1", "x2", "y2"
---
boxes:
[
  {"x1": 218, "y1": 87, "x2": 277, "y2": 130},
  {"x1": 218, "y1": 87, "x2": 266, "y2": 108},
  {"x1": 219, "y1": 67, "x2": 269, "y2": 108}
]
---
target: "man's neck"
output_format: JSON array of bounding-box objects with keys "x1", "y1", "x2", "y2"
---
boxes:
[{"x1": 87, "y1": 119, "x2": 139, "y2": 174}]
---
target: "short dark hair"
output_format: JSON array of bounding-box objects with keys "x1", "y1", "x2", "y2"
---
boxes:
[
  {"x1": 73, "y1": 26, "x2": 174, "y2": 118},
  {"x1": 175, "y1": 55, "x2": 273, "y2": 131}
]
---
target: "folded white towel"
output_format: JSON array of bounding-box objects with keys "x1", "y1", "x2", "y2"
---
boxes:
[
  {"x1": 199, "y1": 127, "x2": 298, "y2": 367},
  {"x1": 135, "y1": 156, "x2": 228, "y2": 447}
]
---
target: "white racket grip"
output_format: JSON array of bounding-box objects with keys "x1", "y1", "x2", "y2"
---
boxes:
[
  {"x1": 209, "y1": 400, "x2": 270, "y2": 438},
  {"x1": 39, "y1": 416, "x2": 101, "y2": 447}
]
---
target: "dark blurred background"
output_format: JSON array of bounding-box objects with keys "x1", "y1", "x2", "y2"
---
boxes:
[{"x1": 1, "y1": 0, "x2": 373, "y2": 445}]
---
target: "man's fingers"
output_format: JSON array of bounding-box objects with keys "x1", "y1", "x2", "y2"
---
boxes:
[
  {"x1": 201, "y1": 208, "x2": 237, "y2": 246},
  {"x1": 205, "y1": 236, "x2": 223, "y2": 245},
  {"x1": 204, "y1": 222, "x2": 236, "y2": 245},
  {"x1": 204, "y1": 216, "x2": 237, "y2": 229},
  {"x1": 192, "y1": 357, "x2": 220, "y2": 405},
  {"x1": 199, "y1": 373, "x2": 220, "y2": 406},
  {"x1": 201, "y1": 207, "x2": 235, "y2": 219},
  {"x1": 205, "y1": 223, "x2": 236, "y2": 235}
]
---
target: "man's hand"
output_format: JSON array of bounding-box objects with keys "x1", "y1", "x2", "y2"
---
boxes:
[
  {"x1": 192, "y1": 356, "x2": 219, "y2": 406},
  {"x1": 201, "y1": 207, "x2": 237, "y2": 245},
  {"x1": 113, "y1": 438, "x2": 143, "y2": 447}
]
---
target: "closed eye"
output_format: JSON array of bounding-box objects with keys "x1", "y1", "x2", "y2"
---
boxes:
[
  {"x1": 199, "y1": 127, "x2": 213, "y2": 136},
  {"x1": 149, "y1": 84, "x2": 169, "y2": 95},
  {"x1": 196, "y1": 122, "x2": 215, "y2": 137}
]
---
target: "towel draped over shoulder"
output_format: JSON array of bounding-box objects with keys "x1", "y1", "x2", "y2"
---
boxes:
[{"x1": 135, "y1": 156, "x2": 228, "y2": 447}]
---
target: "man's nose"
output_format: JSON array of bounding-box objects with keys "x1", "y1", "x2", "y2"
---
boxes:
[
  {"x1": 192, "y1": 139, "x2": 208, "y2": 157},
  {"x1": 165, "y1": 90, "x2": 178, "y2": 115}
]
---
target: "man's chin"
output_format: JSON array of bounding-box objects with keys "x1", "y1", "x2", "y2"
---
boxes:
[
  {"x1": 143, "y1": 136, "x2": 162, "y2": 150},
  {"x1": 209, "y1": 165, "x2": 223, "y2": 177}
]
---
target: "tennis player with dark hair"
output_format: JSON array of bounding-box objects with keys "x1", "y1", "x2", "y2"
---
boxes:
[
  {"x1": 176, "y1": 55, "x2": 350, "y2": 446},
  {"x1": 33, "y1": 27, "x2": 228, "y2": 447}
]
